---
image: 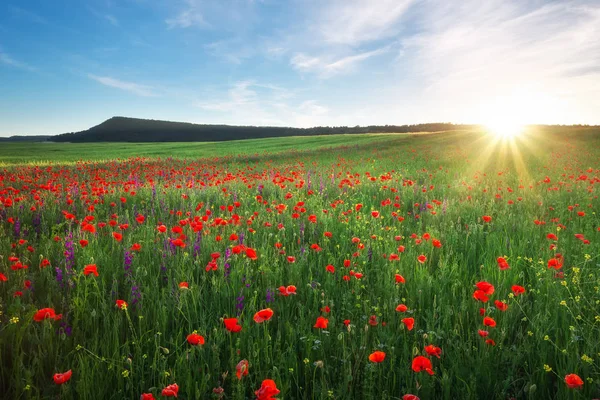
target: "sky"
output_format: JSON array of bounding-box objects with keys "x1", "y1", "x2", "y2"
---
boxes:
[{"x1": 1, "y1": 0, "x2": 600, "y2": 136}]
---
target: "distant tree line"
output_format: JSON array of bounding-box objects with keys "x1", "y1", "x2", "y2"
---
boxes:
[
  {"x1": 50, "y1": 117, "x2": 476, "y2": 143},
  {"x1": 0, "y1": 135, "x2": 52, "y2": 142}
]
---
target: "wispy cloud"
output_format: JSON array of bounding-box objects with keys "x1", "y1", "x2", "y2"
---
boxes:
[
  {"x1": 196, "y1": 81, "x2": 259, "y2": 111},
  {"x1": 0, "y1": 50, "x2": 36, "y2": 72},
  {"x1": 279, "y1": 1, "x2": 409, "y2": 79},
  {"x1": 88, "y1": 7, "x2": 120, "y2": 27},
  {"x1": 314, "y1": 0, "x2": 415, "y2": 45},
  {"x1": 204, "y1": 39, "x2": 254, "y2": 64},
  {"x1": 104, "y1": 14, "x2": 119, "y2": 26},
  {"x1": 9, "y1": 6, "x2": 50, "y2": 26},
  {"x1": 166, "y1": 0, "x2": 209, "y2": 29},
  {"x1": 291, "y1": 46, "x2": 390, "y2": 78},
  {"x1": 88, "y1": 74, "x2": 158, "y2": 97},
  {"x1": 195, "y1": 81, "x2": 330, "y2": 127}
]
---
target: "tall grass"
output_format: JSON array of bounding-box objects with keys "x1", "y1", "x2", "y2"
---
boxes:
[{"x1": 0, "y1": 128, "x2": 599, "y2": 399}]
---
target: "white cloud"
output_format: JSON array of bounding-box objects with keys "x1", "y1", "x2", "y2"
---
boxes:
[
  {"x1": 0, "y1": 50, "x2": 36, "y2": 72},
  {"x1": 290, "y1": 46, "x2": 390, "y2": 78},
  {"x1": 166, "y1": 9, "x2": 208, "y2": 28},
  {"x1": 104, "y1": 14, "x2": 119, "y2": 26},
  {"x1": 204, "y1": 39, "x2": 254, "y2": 64},
  {"x1": 88, "y1": 74, "x2": 158, "y2": 97},
  {"x1": 195, "y1": 81, "x2": 331, "y2": 127},
  {"x1": 196, "y1": 80, "x2": 257, "y2": 111},
  {"x1": 290, "y1": 53, "x2": 322, "y2": 72},
  {"x1": 298, "y1": 100, "x2": 328, "y2": 116},
  {"x1": 315, "y1": 0, "x2": 415, "y2": 45},
  {"x1": 396, "y1": 0, "x2": 600, "y2": 124},
  {"x1": 166, "y1": 0, "x2": 209, "y2": 29}
]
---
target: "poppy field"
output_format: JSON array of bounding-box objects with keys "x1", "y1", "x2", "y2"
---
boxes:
[{"x1": 1, "y1": 128, "x2": 599, "y2": 399}]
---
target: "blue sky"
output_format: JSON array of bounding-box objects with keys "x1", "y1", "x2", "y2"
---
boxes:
[{"x1": 1, "y1": 0, "x2": 599, "y2": 136}]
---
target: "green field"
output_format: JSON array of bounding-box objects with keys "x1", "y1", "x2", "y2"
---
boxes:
[
  {"x1": 0, "y1": 133, "x2": 423, "y2": 165},
  {"x1": 0, "y1": 127, "x2": 599, "y2": 399}
]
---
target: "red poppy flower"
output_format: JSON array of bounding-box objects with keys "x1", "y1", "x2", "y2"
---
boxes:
[
  {"x1": 53, "y1": 369, "x2": 72, "y2": 385},
  {"x1": 116, "y1": 300, "x2": 128, "y2": 309},
  {"x1": 411, "y1": 356, "x2": 434, "y2": 375},
  {"x1": 33, "y1": 308, "x2": 62, "y2": 322},
  {"x1": 79, "y1": 239, "x2": 89, "y2": 247},
  {"x1": 424, "y1": 345, "x2": 442, "y2": 358},
  {"x1": 140, "y1": 393, "x2": 155, "y2": 400},
  {"x1": 478, "y1": 329, "x2": 489, "y2": 337},
  {"x1": 494, "y1": 300, "x2": 508, "y2": 311},
  {"x1": 255, "y1": 379, "x2": 280, "y2": 400},
  {"x1": 161, "y1": 383, "x2": 179, "y2": 397},
  {"x1": 253, "y1": 308, "x2": 274, "y2": 323},
  {"x1": 396, "y1": 304, "x2": 408, "y2": 312},
  {"x1": 112, "y1": 232, "x2": 123, "y2": 241},
  {"x1": 171, "y1": 238, "x2": 185, "y2": 248},
  {"x1": 224, "y1": 317, "x2": 242, "y2": 332},
  {"x1": 285, "y1": 285, "x2": 296, "y2": 295},
  {"x1": 287, "y1": 256, "x2": 296, "y2": 263},
  {"x1": 475, "y1": 281, "x2": 495, "y2": 295},
  {"x1": 131, "y1": 243, "x2": 142, "y2": 251},
  {"x1": 83, "y1": 264, "x2": 99, "y2": 277},
  {"x1": 402, "y1": 317, "x2": 415, "y2": 331},
  {"x1": 368, "y1": 315, "x2": 378, "y2": 326},
  {"x1": 179, "y1": 282, "x2": 189, "y2": 289},
  {"x1": 245, "y1": 247, "x2": 258, "y2": 260},
  {"x1": 325, "y1": 264, "x2": 335, "y2": 274},
  {"x1": 395, "y1": 274, "x2": 405, "y2": 284},
  {"x1": 403, "y1": 395, "x2": 420, "y2": 400},
  {"x1": 236, "y1": 359, "x2": 249, "y2": 380},
  {"x1": 483, "y1": 317, "x2": 496, "y2": 327},
  {"x1": 81, "y1": 223, "x2": 96, "y2": 233},
  {"x1": 417, "y1": 255, "x2": 427, "y2": 264},
  {"x1": 0, "y1": 273, "x2": 8, "y2": 282},
  {"x1": 564, "y1": 374, "x2": 584, "y2": 389},
  {"x1": 368, "y1": 351, "x2": 386, "y2": 363},
  {"x1": 314, "y1": 316, "x2": 329, "y2": 329},
  {"x1": 497, "y1": 257, "x2": 509, "y2": 270},
  {"x1": 186, "y1": 333, "x2": 205, "y2": 346},
  {"x1": 511, "y1": 285, "x2": 526, "y2": 295},
  {"x1": 546, "y1": 233, "x2": 558, "y2": 240},
  {"x1": 482, "y1": 215, "x2": 492, "y2": 223},
  {"x1": 485, "y1": 339, "x2": 496, "y2": 346},
  {"x1": 547, "y1": 257, "x2": 563, "y2": 269},
  {"x1": 473, "y1": 290, "x2": 489, "y2": 303}
]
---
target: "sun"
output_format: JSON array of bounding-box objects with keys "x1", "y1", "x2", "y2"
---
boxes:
[
  {"x1": 476, "y1": 88, "x2": 555, "y2": 140},
  {"x1": 484, "y1": 120, "x2": 525, "y2": 139}
]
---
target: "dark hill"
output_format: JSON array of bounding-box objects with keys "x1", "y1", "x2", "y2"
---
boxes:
[{"x1": 51, "y1": 117, "x2": 473, "y2": 142}]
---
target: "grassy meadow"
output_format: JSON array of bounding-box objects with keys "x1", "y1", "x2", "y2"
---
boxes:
[{"x1": 0, "y1": 127, "x2": 599, "y2": 399}]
